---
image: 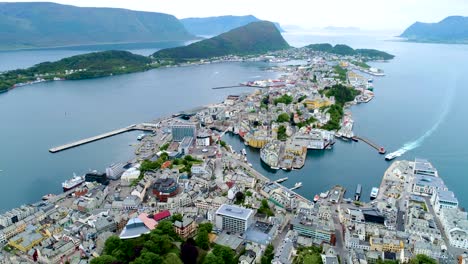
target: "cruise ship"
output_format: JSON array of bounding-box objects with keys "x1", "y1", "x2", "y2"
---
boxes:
[
  {"x1": 385, "y1": 149, "x2": 405, "y2": 161},
  {"x1": 370, "y1": 187, "x2": 379, "y2": 200},
  {"x1": 62, "y1": 174, "x2": 85, "y2": 191}
]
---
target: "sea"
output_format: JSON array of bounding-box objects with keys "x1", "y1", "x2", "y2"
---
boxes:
[{"x1": 1, "y1": 32, "x2": 468, "y2": 211}]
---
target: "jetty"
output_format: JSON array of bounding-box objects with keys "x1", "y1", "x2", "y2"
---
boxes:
[
  {"x1": 49, "y1": 124, "x2": 155, "y2": 153},
  {"x1": 212, "y1": 85, "x2": 246, "y2": 90},
  {"x1": 353, "y1": 136, "x2": 386, "y2": 154}
]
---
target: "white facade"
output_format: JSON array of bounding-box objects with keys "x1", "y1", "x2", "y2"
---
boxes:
[
  {"x1": 215, "y1": 204, "x2": 254, "y2": 234},
  {"x1": 439, "y1": 208, "x2": 468, "y2": 249}
]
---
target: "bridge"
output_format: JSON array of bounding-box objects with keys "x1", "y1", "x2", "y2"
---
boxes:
[{"x1": 49, "y1": 123, "x2": 155, "y2": 153}]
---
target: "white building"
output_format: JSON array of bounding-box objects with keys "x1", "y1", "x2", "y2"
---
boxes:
[
  {"x1": 439, "y1": 208, "x2": 468, "y2": 249},
  {"x1": 215, "y1": 204, "x2": 254, "y2": 234},
  {"x1": 431, "y1": 189, "x2": 458, "y2": 213}
]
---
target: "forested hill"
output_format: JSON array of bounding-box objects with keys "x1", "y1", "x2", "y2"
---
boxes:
[
  {"x1": 153, "y1": 21, "x2": 290, "y2": 61},
  {"x1": 400, "y1": 16, "x2": 468, "y2": 44},
  {"x1": 0, "y1": 51, "x2": 156, "y2": 92},
  {"x1": 306, "y1": 43, "x2": 394, "y2": 60},
  {"x1": 0, "y1": 2, "x2": 193, "y2": 50}
]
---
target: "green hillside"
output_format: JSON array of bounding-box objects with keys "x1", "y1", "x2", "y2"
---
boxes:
[
  {"x1": 306, "y1": 43, "x2": 394, "y2": 60},
  {"x1": 153, "y1": 21, "x2": 290, "y2": 61}
]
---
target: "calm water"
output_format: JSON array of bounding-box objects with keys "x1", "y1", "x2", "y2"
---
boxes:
[{"x1": 1, "y1": 33, "x2": 468, "y2": 210}]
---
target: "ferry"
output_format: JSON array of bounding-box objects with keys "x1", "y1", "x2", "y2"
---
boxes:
[
  {"x1": 62, "y1": 174, "x2": 85, "y2": 192},
  {"x1": 313, "y1": 194, "x2": 320, "y2": 203},
  {"x1": 370, "y1": 187, "x2": 379, "y2": 200},
  {"x1": 137, "y1": 134, "x2": 146, "y2": 141},
  {"x1": 385, "y1": 149, "x2": 405, "y2": 160}
]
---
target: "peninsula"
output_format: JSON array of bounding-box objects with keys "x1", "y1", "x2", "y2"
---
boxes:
[
  {"x1": 153, "y1": 21, "x2": 290, "y2": 62},
  {"x1": 306, "y1": 43, "x2": 395, "y2": 60},
  {"x1": 400, "y1": 16, "x2": 468, "y2": 44}
]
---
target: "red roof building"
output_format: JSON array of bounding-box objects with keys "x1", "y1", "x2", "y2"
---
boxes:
[{"x1": 153, "y1": 210, "x2": 171, "y2": 221}]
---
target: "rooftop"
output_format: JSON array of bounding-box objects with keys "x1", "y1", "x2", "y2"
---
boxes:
[{"x1": 216, "y1": 204, "x2": 253, "y2": 221}]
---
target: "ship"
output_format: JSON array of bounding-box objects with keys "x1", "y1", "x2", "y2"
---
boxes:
[
  {"x1": 275, "y1": 177, "x2": 288, "y2": 183},
  {"x1": 137, "y1": 134, "x2": 146, "y2": 141},
  {"x1": 313, "y1": 194, "x2": 320, "y2": 203},
  {"x1": 355, "y1": 184, "x2": 362, "y2": 201},
  {"x1": 42, "y1": 194, "x2": 56, "y2": 201},
  {"x1": 62, "y1": 174, "x2": 85, "y2": 192},
  {"x1": 385, "y1": 149, "x2": 405, "y2": 161},
  {"x1": 370, "y1": 187, "x2": 379, "y2": 200}
]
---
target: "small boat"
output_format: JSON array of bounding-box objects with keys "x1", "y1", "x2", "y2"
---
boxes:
[
  {"x1": 290, "y1": 182, "x2": 303, "y2": 190},
  {"x1": 137, "y1": 134, "x2": 146, "y2": 141},
  {"x1": 370, "y1": 187, "x2": 379, "y2": 200},
  {"x1": 313, "y1": 194, "x2": 320, "y2": 203},
  {"x1": 42, "y1": 194, "x2": 56, "y2": 201},
  {"x1": 241, "y1": 149, "x2": 247, "y2": 156},
  {"x1": 275, "y1": 177, "x2": 288, "y2": 183},
  {"x1": 351, "y1": 136, "x2": 359, "y2": 142}
]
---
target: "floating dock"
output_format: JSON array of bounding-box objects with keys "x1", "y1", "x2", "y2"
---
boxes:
[
  {"x1": 353, "y1": 136, "x2": 386, "y2": 154},
  {"x1": 49, "y1": 124, "x2": 154, "y2": 153}
]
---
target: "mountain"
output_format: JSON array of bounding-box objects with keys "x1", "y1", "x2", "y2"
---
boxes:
[
  {"x1": 0, "y1": 2, "x2": 193, "y2": 50},
  {"x1": 400, "y1": 16, "x2": 468, "y2": 43},
  {"x1": 0, "y1": 51, "x2": 156, "y2": 91},
  {"x1": 180, "y1": 15, "x2": 284, "y2": 36},
  {"x1": 153, "y1": 21, "x2": 290, "y2": 61},
  {"x1": 306, "y1": 43, "x2": 394, "y2": 60}
]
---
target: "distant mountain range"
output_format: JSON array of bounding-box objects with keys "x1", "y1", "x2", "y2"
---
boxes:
[
  {"x1": 400, "y1": 16, "x2": 468, "y2": 43},
  {"x1": 306, "y1": 43, "x2": 394, "y2": 60},
  {"x1": 153, "y1": 21, "x2": 290, "y2": 61},
  {"x1": 0, "y1": 2, "x2": 193, "y2": 49},
  {"x1": 180, "y1": 15, "x2": 284, "y2": 36}
]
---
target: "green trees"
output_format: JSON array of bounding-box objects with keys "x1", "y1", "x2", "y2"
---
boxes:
[
  {"x1": 321, "y1": 104, "x2": 344, "y2": 131},
  {"x1": 163, "y1": 253, "x2": 183, "y2": 264},
  {"x1": 171, "y1": 213, "x2": 183, "y2": 223},
  {"x1": 203, "y1": 253, "x2": 224, "y2": 264},
  {"x1": 90, "y1": 255, "x2": 117, "y2": 264},
  {"x1": 277, "y1": 125, "x2": 287, "y2": 141},
  {"x1": 294, "y1": 246, "x2": 323, "y2": 264},
  {"x1": 212, "y1": 245, "x2": 235, "y2": 264},
  {"x1": 261, "y1": 244, "x2": 275, "y2": 264},
  {"x1": 274, "y1": 94, "x2": 294, "y2": 105},
  {"x1": 131, "y1": 252, "x2": 163, "y2": 264},
  {"x1": 333, "y1": 65, "x2": 347, "y2": 82},
  {"x1": 409, "y1": 254, "x2": 437, "y2": 264},
  {"x1": 258, "y1": 199, "x2": 274, "y2": 216},
  {"x1": 160, "y1": 143, "x2": 170, "y2": 151},
  {"x1": 325, "y1": 84, "x2": 360, "y2": 105},
  {"x1": 234, "y1": 192, "x2": 245, "y2": 205},
  {"x1": 276, "y1": 112, "x2": 290, "y2": 123},
  {"x1": 196, "y1": 229, "x2": 210, "y2": 250}
]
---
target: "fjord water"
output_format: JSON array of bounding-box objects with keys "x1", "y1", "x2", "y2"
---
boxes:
[{"x1": 1, "y1": 33, "x2": 468, "y2": 211}]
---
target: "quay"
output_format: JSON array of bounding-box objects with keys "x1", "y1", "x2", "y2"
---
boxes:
[
  {"x1": 212, "y1": 85, "x2": 246, "y2": 90},
  {"x1": 353, "y1": 136, "x2": 386, "y2": 154},
  {"x1": 49, "y1": 124, "x2": 155, "y2": 153}
]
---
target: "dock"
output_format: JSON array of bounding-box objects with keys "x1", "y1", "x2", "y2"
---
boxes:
[
  {"x1": 353, "y1": 136, "x2": 386, "y2": 154},
  {"x1": 212, "y1": 85, "x2": 246, "y2": 90},
  {"x1": 49, "y1": 124, "x2": 154, "y2": 153}
]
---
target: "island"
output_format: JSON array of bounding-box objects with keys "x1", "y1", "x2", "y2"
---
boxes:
[
  {"x1": 181, "y1": 15, "x2": 284, "y2": 36},
  {"x1": 153, "y1": 21, "x2": 290, "y2": 62},
  {"x1": 0, "y1": 2, "x2": 193, "y2": 50},
  {"x1": 400, "y1": 16, "x2": 468, "y2": 44},
  {"x1": 306, "y1": 43, "x2": 395, "y2": 60}
]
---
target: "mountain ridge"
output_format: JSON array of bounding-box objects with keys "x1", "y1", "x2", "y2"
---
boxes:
[{"x1": 400, "y1": 16, "x2": 468, "y2": 43}]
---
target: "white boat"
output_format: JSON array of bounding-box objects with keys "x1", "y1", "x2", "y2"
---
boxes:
[
  {"x1": 385, "y1": 149, "x2": 405, "y2": 160},
  {"x1": 137, "y1": 134, "x2": 146, "y2": 141},
  {"x1": 275, "y1": 177, "x2": 288, "y2": 183},
  {"x1": 290, "y1": 182, "x2": 303, "y2": 190},
  {"x1": 241, "y1": 149, "x2": 247, "y2": 156},
  {"x1": 62, "y1": 174, "x2": 85, "y2": 191},
  {"x1": 370, "y1": 187, "x2": 379, "y2": 200}
]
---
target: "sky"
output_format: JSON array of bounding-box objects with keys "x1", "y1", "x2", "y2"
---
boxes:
[{"x1": 4, "y1": 0, "x2": 468, "y2": 31}]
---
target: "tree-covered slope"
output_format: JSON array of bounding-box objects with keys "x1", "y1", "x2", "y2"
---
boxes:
[
  {"x1": 153, "y1": 21, "x2": 290, "y2": 61},
  {"x1": 0, "y1": 2, "x2": 193, "y2": 49},
  {"x1": 306, "y1": 43, "x2": 394, "y2": 60},
  {"x1": 400, "y1": 16, "x2": 468, "y2": 43},
  {"x1": 181, "y1": 15, "x2": 284, "y2": 36}
]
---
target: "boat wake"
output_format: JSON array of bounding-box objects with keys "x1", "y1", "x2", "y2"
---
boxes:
[{"x1": 392, "y1": 82, "x2": 456, "y2": 157}]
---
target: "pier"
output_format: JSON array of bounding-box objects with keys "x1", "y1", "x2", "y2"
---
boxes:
[
  {"x1": 212, "y1": 85, "x2": 246, "y2": 90},
  {"x1": 353, "y1": 136, "x2": 386, "y2": 154},
  {"x1": 49, "y1": 124, "x2": 155, "y2": 153}
]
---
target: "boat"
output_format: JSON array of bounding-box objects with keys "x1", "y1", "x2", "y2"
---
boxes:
[
  {"x1": 137, "y1": 134, "x2": 146, "y2": 141},
  {"x1": 370, "y1": 187, "x2": 379, "y2": 200},
  {"x1": 355, "y1": 184, "x2": 362, "y2": 201},
  {"x1": 385, "y1": 149, "x2": 404, "y2": 160},
  {"x1": 62, "y1": 174, "x2": 85, "y2": 192},
  {"x1": 313, "y1": 194, "x2": 320, "y2": 203},
  {"x1": 241, "y1": 149, "x2": 247, "y2": 156},
  {"x1": 42, "y1": 194, "x2": 56, "y2": 201},
  {"x1": 351, "y1": 136, "x2": 359, "y2": 142},
  {"x1": 275, "y1": 177, "x2": 288, "y2": 183}
]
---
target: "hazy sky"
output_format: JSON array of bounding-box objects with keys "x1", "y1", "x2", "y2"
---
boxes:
[{"x1": 5, "y1": 0, "x2": 468, "y2": 30}]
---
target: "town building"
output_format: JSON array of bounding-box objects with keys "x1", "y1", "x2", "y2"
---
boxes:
[{"x1": 215, "y1": 204, "x2": 254, "y2": 234}]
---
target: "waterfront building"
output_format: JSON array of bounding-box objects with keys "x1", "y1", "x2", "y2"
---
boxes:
[
  {"x1": 431, "y1": 189, "x2": 459, "y2": 213},
  {"x1": 215, "y1": 204, "x2": 254, "y2": 234},
  {"x1": 171, "y1": 123, "x2": 197, "y2": 142},
  {"x1": 413, "y1": 158, "x2": 438, "y2": 177},
  {"x1": 152, "y1": 177, "x2": 180, "y2": 202},
  {"x1": 260, "y1": 141, "x2": 280, "y2": 168},
  {"x1": 85, "y1": 171, "x2": 109, "y2": 185},
  {"x1": 105, "y1": 162, "x2": 126, "y2": 180}
]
